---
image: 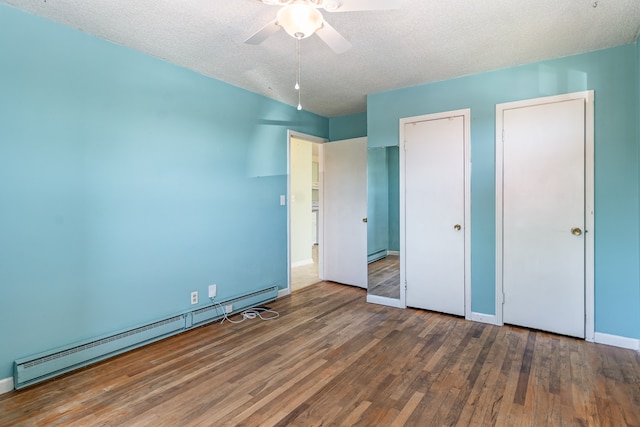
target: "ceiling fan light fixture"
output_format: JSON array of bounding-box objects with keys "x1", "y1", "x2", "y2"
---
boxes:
[{"x1": 276, "y1": 2, "x2": 323, "y2": 39}]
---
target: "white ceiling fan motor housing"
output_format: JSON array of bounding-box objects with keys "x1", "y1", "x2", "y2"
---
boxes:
[{"x1": 276, "y1": 2, "x2": 324, "y2": 39}]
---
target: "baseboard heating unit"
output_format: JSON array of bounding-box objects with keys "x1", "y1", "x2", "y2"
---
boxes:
[
  {"x1": 368, "y1": 249, "x2": 388, "y2": 264},
  {"x1": 14, "y1": 285, "x2": 279, "y2": 389}
]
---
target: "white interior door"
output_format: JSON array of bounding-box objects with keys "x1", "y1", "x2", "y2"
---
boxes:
[
  {"x1": 403, "y1": 112, "x2": 468, "y2": 316},
  {"x1": 322, "y1": 137, "x2": 367, "y2": 288},
  {"x1": 500, "y1": 97, "x2": 586, "y2": 338}
]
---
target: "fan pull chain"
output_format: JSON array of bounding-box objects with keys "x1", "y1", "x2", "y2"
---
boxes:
[{"x1": 296, "y1": 37, "x2": 302, "y2": 110}]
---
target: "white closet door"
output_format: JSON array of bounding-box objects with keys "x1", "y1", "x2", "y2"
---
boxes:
[
  {"x1": 501, "y1": 98, "x2": 585, "y2": 338},
  {"x1": 404, "y1": 115, "x2": 466, "y2": 316},
  {"x1": 322, "y1": 137, "x2": 368, "y2": 288}
]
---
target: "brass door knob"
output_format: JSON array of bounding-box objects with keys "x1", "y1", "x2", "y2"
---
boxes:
[
  {"x1": 362, "y1": 218, "x2": 367, "y2": 223},
  {"x1": 571, "y1": 227, "x2": 582, "y2": 236},
  {"x1": 454, "y1": 224, "x2": 461, "y2": 231}
]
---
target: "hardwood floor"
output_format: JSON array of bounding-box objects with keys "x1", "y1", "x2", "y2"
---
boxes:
[
  {"x1": 368, "y1": 254, "x2": 400, "y2": 298},
  {"x1": 2, "y1": 282, "x2": 639, "y2": 426},
  {"x1": 290, "y1": 244, "x2": 319, "y2": 292}
]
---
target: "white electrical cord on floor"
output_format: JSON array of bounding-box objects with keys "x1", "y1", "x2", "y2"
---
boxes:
[{"x1": 211, "y1": 299, "x2": 279, "y2": 324}]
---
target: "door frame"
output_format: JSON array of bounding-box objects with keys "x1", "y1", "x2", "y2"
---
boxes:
[
  {"x1": 399, "y1": 109, "x2": 472, "y2": 317},
  {"x1": 495, "y1": 90, "x2": 595, "y2": 341},
  {"x1": 285, "y1": 130, "x2": 327, "y2": 297}
]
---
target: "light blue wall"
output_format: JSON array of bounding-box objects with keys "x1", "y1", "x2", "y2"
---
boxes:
[
  {"x1": 329, "y1": 112, "x2": 367, "y2": 140},
  {"x1": 366, "y1": 146, "x2": 400, "y2": 259},
  {"x1": 637, "y1": 38, "x2": 640, "y2": 334},
  {"x1": 387, "y1": 147, "x2": 400, "y2": 252},
  {"x1": 367, "y1": 147, "x2": 389, "y2": 259},
  {"x1": 0, "y1": 5, "x2": 328, "y2": 379},
  {"x1": 369, "y1": 44, "x2": 640, "y2": 339}
]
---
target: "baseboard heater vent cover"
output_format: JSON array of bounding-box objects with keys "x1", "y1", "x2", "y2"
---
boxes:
[
  {"x1": 368, "y1": 248, "x2": 388, "y2": 264},
  {"x1": 14, "y1": 284, "x2": 279, "y2": 389}
]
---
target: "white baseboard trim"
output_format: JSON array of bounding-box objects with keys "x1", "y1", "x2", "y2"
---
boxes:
[
  {"x1": 278, "y1": 288, "x2": 290, "y2": 299},
  {"x1": 468, "y1": 312, "x2": 499, "y2": 325},
  {"x1": 594, "y1": 332, "x2": 640, "y2": 351},
  {"x1": 366, "y1": 294, "x2": 405, "y2": 309},
  {"x1": 291, "y1": 258, "x2": 314, "y2": 268},
  {"x1": 0, "y1": 377, "x2": 14, "y2": 394}
]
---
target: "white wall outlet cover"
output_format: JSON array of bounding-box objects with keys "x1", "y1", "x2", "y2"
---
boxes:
[
  {"x1": 191, "y1": 291, "x2": 198, "y2": 304},
  {"x1": 280, "y1": 195, "x2": 286, "y2": 205},
  {"x1": 208, "y1": 284, "x2": 217, "y2": 298}
]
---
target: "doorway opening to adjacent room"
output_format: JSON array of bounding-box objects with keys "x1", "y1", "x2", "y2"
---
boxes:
[
  {"x1": 288, "y1": 131, "x2": 325, "y2": 292},
  {"x1": 287, "y1": 133, "x2": 368, "y2": 294}
]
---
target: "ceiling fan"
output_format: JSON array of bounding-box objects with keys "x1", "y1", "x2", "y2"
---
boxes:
[{"x1": 245, "y1": 0, "x2": 402, "y2": 54}]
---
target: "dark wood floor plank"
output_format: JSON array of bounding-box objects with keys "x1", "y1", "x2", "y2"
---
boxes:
[
  {"x1": 446, "y1": 325, "x2": 499, "y2": 425},
  {"x1": 513, "y1": 331, "x2": 536, "y2": 405},
  {"x1": 367, "y1": 254, "x2": 400, "y2": 299},
  {"x1": 2, "y1": 281, "x2": 640, "y2": 426}
]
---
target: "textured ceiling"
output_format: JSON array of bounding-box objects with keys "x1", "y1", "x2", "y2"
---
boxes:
[{"x1": 2, "y1": 0, "x2": 639, "y2": 117}]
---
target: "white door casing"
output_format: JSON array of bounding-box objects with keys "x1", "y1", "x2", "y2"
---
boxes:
[
  {"x1": 496, "y1": 91, "x2": 594, "y2": 340},
  {"x1": 322, "y1": 137, "x2": 368, "y2": 288},
  {"x1": 401, "y1": 110, "x2": 471, "y2": 317}
]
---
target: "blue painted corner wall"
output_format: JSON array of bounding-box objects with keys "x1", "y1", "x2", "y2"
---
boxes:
[
  {"x1": 329, "y1": 112, "x2": 367, "y2": 141},
  {"x1": 368, "y1": 42, "x2": 640, "y2": 339},
  {"x1": 0, "y1": 5, "x2": 328, "y2": 379}
]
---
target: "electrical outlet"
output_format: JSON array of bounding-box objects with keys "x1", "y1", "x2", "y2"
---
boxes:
[
  {"x1": 225, "y1": 304, "x2": 233, "y2": 314},
  {"x1": 208, "y1": 284, "x2": 217, "y2": 298},
  {"x1": 191, "y1": 291, "x2": 198, "y2": 305}
]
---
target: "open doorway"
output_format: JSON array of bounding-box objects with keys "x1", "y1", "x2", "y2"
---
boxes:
[{"x1": 288, "y1": 132, "x2": 325, "y2": 292}]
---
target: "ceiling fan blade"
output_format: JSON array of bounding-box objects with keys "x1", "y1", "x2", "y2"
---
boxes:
[
  {"x1": 323, "y1": 0, "x2": 402, "y2": 12},
  {"x1": 316, "y1": 20, "x2": 352, "y2": 54},
  {"x1": 245, "y1": 19, "x2": 281, "y2": 45}
]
